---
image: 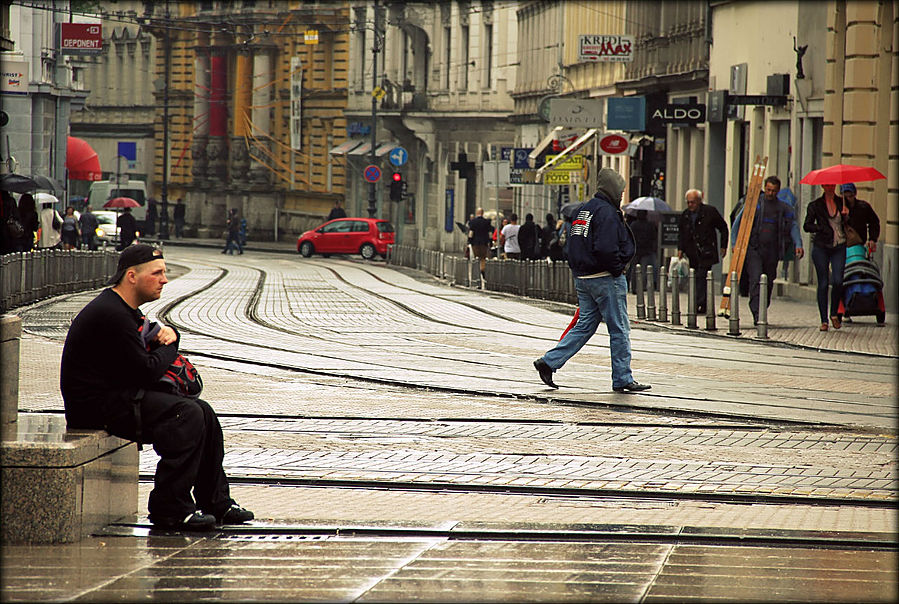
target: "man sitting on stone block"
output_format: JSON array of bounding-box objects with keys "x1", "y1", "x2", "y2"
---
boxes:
[{"x1": 60, "y1": 244, "x2": 254, "y2": 531}]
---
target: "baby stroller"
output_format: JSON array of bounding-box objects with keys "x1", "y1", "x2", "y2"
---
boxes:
[{"x1": 838, "y1": 244, "x2": 885, "y2": 324}]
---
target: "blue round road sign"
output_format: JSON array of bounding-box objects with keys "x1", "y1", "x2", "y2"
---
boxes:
[
  {"x1": 363, "y1": 165, "x2": 381, "y2": 183},
  {"x1": 388, "y1": 147, "x2": 408, "y2": 167}
]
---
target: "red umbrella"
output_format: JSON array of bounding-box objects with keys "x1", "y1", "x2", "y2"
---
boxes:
[
  {"x1": 799, "y1": 164, "x2": 886, "y2": 185},
  {"x1": 66, "y1": 136, "x2": 102, "y2": 181},
  {"x1": 104, "y1": 196, "x2": 140, "y2": 208}
]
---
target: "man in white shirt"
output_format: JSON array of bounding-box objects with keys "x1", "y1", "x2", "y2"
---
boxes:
[{"x1": 500, "y1": 213, "x2": 521, "y2": 260}]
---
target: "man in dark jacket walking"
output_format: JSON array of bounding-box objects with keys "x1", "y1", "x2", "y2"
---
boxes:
[
  {"x1": 117, "y1": 207, "x2": 138, "y2": 250},
  {"x1": 731, "y1": 176, "x2": 804, "y2": 324},
  {"x1": 677, "y1": 189, "x2": 728, "y2": 314},
  {"x1": 533, "y1": 167, "x2": 651, "y2": 393}
]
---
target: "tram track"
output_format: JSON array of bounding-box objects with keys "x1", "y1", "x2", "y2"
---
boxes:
[
  {"x1": 146, "y1": 261, "x2": 887, "y2": 423},
  {"x1": 107, "y1": 514, "x2": 899, "y2": 550},
  {"x1": 135, "y1": 474, "x2": 897, "y2": 510}
]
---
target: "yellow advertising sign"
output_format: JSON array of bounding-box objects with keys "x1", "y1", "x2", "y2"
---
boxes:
[
  {"x1": 543, "y1": 170, "x2": 572, "y2": 185},
  {"x1": 545, "y1": 154, "x2": 584, "y2": 171},
  {"x1": 304, "y1": 30, "x2": 319, "y2": 44},
  {"x1": 372, "y1": 86, "x2": 386, "y2": 100}
]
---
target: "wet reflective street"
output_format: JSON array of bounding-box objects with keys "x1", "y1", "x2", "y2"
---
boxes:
[{"x1": 5, "y1": 249, "x2": 897, "y2": 602}]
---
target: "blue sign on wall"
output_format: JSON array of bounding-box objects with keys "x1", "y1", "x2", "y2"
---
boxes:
[
  {"x1": 444, "y1": 189, "x2": 454, "y2": 233},
  {"x1": 607, "y1": 97, "x2": 646, "y2": 131}
]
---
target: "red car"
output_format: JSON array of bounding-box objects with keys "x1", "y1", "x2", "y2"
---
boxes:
[{"x1": 297, "y1": 217, "x2": 395, "y2": 260}]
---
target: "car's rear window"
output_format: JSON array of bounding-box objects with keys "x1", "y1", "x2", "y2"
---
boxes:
[{"x1": 376, "y1": 222, "x2": 394, "y2": 233}]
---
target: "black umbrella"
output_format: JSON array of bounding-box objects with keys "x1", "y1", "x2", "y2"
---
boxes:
[
  {"x1": 455, "y1": 221, "x2": 469, "y2": 234},
  {"x1": 0, "y1": 173, "x2": 62, "y2": 193}
]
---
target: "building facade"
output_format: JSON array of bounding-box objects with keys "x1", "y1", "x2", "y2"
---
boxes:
[
  {"x1": 341, "y1": 0, "x2": 518, "y2": 251},
  {"x1": 142, "y1": 0, "x2": 351, "y2": 240},
  {"x1": 68, "y1": 1, "x2": 156, "y2": 199},
  {"x1": 1, "y1": 2, "x2": 87, "y2": 190}
]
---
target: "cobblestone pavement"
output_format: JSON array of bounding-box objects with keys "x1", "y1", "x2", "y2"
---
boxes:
[{"x1": 6, "y1": 246, "x2": 897, "y2": 602}]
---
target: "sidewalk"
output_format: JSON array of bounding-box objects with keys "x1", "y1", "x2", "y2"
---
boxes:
[{"x1": 161, "y1": 236, "x2": 897, "y2": 358}]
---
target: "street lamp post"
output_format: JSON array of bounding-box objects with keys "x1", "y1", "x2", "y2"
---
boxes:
[
  {"x1": 160, "y1": 0, "x2": 171, "y2": 240},
  {"x1": 367, "y1": 0, "x2": 381, "y2": 218}
]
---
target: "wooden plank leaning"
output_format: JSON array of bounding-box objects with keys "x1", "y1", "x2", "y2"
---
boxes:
[{"x1": 719, "y1": 155, "x2": 768, "y2": 317}]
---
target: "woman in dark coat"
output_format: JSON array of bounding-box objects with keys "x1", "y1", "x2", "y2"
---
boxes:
[
  {"x1": 803, "y1": 184, "x2": 847, "y2": 331},
  {"x1": 17, "y1": 193, "x2": 39, "y2": 251}
]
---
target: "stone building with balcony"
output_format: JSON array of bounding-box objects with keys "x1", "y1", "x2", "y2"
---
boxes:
[
  {"x1": 511, "y1": 1, "x2": 628, "y2": 221},
  {"x1": 341, "y1": 0, "x2": 518, "y2": 251}
]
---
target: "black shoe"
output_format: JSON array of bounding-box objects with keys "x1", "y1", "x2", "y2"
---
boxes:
[
  {"x1": 533, "y1": 359, "x2": 558, "y2": 389},
  {"x1": 151, "y1": 511, "x2": 216, "y2": 531},
  {"x1": 612, "y1": 381, "x2": 652, "y2": 393},
  {"x1": 217, "y1": 504, "x2": 254, "y2": 524}
]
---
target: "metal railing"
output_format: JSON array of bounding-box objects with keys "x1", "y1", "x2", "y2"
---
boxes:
[
  {"x1": 387, "y1": 245, "x2": 767, "y2": 337},
  {"x1": 0, "y1": 249, "x2": 118, "y2": 312}
]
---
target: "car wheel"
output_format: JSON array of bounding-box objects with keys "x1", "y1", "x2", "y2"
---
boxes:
[
  {"x1": 299, "y1": 241, "x2": 314, "y2": 257},
  {"x1": 360, "y1": 242, "x2": 376, "y2": 260}
]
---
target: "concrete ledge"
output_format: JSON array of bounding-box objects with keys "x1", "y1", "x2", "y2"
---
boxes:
[{"x1": 1, "y1": 414, "x2": 138, "y2": 544}]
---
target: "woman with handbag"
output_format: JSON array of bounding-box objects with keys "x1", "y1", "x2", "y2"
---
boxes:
[{"x1": 803, "y1": 184, "x2": 847, "y2": 331}]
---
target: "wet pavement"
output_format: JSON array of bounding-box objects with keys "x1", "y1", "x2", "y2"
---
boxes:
[{"x1": 3, "y1": 245, "x2": 897, "y2": 602}]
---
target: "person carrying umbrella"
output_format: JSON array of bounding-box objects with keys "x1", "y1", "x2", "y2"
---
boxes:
[
  {"x1": 677, "y1": 189, "x2": 728, "y2": 314},
  {"x1": 117, "y1": 207, "x2": 138, "y2": 250},
  {"x1": 803, "y1": 184, "x2": 847, "y2": 331}
]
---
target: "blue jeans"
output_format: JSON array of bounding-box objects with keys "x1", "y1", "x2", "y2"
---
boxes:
[
  {"x1": 540, "y1": 273, "x2": 634, "y2": 388},
  {"x1": 812, "y1": 244, "x2": 846, "y2": 322}
]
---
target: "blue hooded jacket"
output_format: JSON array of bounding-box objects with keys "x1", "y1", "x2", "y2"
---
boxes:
[{"x1": 566, "y1": 193, "x2": 635, "y2": 277}]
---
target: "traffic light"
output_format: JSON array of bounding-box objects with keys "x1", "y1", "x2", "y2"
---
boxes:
[{"x1": 389, "y1": 172, "x2": 403, "y2": 201}]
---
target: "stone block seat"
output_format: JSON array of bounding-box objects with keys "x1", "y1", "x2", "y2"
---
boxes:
[{"x1": 1, "y1": 413, "x2": 137, "y2": 544}]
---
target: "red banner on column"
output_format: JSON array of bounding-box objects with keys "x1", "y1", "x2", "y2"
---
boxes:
[{"x1": 209, "y1": 54, "x2": 227, "y2": 137}]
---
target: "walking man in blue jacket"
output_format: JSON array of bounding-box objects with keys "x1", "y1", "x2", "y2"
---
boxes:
[{"x1": 533, "y1": 167, "x2": 651, "y2": 393}]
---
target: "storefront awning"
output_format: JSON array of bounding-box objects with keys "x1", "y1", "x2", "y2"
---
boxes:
[
  {"x1": 536, "y1": 128, "x2": 599, "y2": 180},
  {"x1": 527, "y1": 126, "x2": 563, "y2": 168},
  {"x1": 375, "y1": 142, "x2": 400, "y2": 157},
  {"x1": 329, "y1": 140, "x2": 364, "y2": 156},
  {"x1": 66, "y1": 136, "x2": 102, "y2": 181}
]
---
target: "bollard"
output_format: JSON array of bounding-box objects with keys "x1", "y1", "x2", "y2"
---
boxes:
[
  {"x1": 705, "y1": 270, "x2": 717, "y2": 330},
  {"x1": 658, "y1": 266, "x2": 668, "y2": 322},
  {"x1": 646, "y1": 266, "x2": 656, "y2": 321},
  {"x1": 635, "y1": 264, "x2": 646, "y2": 320},
  {"x1": 757, "y1": 274, "x2": 769, "y2": 339},
  {"x1": 686, "y1": 268, "x2": 697, "y2": 329},
  {"x1": 670, "y1": 270, "x2": 681, "y2": 325},
  {"x1": 728, "y1": 271, "x2": 741, "y2": 336},
  {"x1": 1, "y1": 315, "x2": 21, "y2": 441}
]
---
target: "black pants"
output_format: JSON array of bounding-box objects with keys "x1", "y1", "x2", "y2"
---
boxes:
[
  {"x1": 691, "y1": 262, "x2": 713, "y2": 313},
  {"x1": 105, "y1": 391, "x2": 233, "y2": 520},
  {"x1": 745, "y1": 247, "x2": 779, "y2": 321}
]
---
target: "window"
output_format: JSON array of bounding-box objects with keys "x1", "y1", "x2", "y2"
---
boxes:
[
  {"x1": 443, "y1": 26, "x2": 451, "y2": 88},
  {"x1": 351, "y1": 221, "x2": 370, "y2": 232},
  {"x1": 322, "y1": 220, "x2": 352, "y2": 233},
  {"x1": 483, "y1": 23, "x2": 492, "y2": 89},
  {"x1": 460, "y1": 26, "x2": 469, "y2": 90}
]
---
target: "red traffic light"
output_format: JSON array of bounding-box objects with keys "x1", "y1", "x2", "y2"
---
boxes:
[{"x1": 392, "y1": 172, "x2": 402, "y2": 182}]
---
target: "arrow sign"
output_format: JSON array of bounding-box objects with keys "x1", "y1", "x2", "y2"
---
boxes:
[
  {"x1": 363, "y1": 165, "x2": 381, "y2": 183},
  {"x1": 388, "y1": 147, "x2": 408, "y2": 167}
]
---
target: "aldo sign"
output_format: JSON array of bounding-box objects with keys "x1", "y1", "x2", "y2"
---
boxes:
[{"x1": 649, "y1": 103, "x2": 706, "y2": 125}]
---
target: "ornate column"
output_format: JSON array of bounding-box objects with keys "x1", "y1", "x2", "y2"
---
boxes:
[
  {"x1": 230, "y1": 47, "x2": 252, "y2": 184},
  {"x1": 206, "y1": 46, "x2": 229, "y2": 184},
  {"x1": 249, "y1": 46, "x2": 274, "y2": 185},
  {"x1": 191, "y1": 45, "x2": 209, "y2": 186}
]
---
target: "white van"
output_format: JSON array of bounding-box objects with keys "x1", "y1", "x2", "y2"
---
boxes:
[{"x1": 87, "y1": 180, "x2": 149, "y2": 227}]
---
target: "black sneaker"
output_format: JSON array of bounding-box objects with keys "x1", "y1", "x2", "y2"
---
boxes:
[
  {"x1": 612, "y1": 381, "x2": 652, "y2": 393},
  {"x1": 217, "y1": 504, "x2": 254, "y2": 524},
  {"x1": 533, "y1": 359, "x2": 558, "y2": 389},
  {"x1": 151, "y1": 511, "x2": 216, "y2": 531}
]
